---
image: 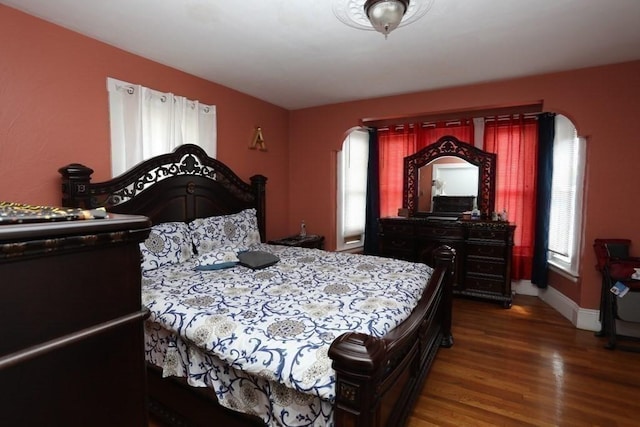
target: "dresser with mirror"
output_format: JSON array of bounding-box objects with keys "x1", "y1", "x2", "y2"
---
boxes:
[{"x1": 378, "y1": 135, "x2": 515, "y2": 308}]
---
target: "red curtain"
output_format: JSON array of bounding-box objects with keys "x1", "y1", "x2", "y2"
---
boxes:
[
  {"x1": 483, "y1": 116, "x2": 538, "y2": 280},
  {"x1": 378, "y1": 121, "x2": 474, "y2": 217},
  {"x1": 417, "y1": 121, "x2": 475, "y2": 149},
  {"x1": 379, "y1": 126, "x2": 417, "y2": 218}
]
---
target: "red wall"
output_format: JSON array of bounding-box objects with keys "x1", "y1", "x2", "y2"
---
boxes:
[
  {"x1": 289, "y1": 60, "x2": 640, "y2": 310},
  {"x1": 0, "y1": 5, "x2": 290, "y2": 239}
]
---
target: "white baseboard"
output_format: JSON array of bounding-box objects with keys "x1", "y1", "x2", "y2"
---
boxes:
[
  {"x1": 512, "y1": 281, "x2": 601, "y2": 332},
  {"x1": 512, "y1": 279, "x2": 539, "y2": 296}
]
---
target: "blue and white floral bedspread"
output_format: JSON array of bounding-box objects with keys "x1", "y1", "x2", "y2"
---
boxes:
[{"x1": 142, "y1": 243, "x2": 433, "y2": 426}]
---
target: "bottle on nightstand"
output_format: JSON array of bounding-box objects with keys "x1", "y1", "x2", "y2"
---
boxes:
[{"x1": 300, "y1": 220, "x2": 307, "y2": 237}]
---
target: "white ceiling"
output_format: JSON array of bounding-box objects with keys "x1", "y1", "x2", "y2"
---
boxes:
[{"x1": 3, "y1": 0, "x2": 640, "y2": 110}]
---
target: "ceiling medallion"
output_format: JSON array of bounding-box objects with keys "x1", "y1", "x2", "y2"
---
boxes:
[{"x1": 332, "y1": 0, "x2": 434, "y2": 38}]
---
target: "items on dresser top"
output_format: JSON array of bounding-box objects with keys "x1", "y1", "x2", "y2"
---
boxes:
[{"x1": 0, "y1": 201, "x2": 107, "y2": 224}]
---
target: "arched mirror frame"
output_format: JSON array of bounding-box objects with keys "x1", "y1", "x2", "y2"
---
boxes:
[{"x1": 404, "y1": 135, "x2": 496, "y2": 217}]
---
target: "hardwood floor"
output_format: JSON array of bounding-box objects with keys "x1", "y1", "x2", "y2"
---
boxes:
[
  {"x1": 150, "y1": 295, "x2": 640, "y2": 426},
  {"x1": 408, "y1": 295, "x2": 640, "y2": 427}
]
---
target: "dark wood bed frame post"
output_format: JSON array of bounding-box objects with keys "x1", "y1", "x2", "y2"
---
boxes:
[
  {"x1": 328, "y1": 333, "x2": 387, "y2": 426},
  {"x1": 59, "y1": 163, "x2": 94, "y2": 209},
  {"x1": 249, "y1": 174, "x2": 267, "y2": 243},
  {"x1": 433, "y1": 245, "x2": 455, "y2": 348}
]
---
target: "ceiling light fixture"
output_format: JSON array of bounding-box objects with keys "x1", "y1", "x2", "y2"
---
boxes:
[
  {"x1": 365, "y1": 0, "x2": 408, "y2": 37},
  {"x1": 333, "y1": 0, "x2": 434, "y2": 39}
]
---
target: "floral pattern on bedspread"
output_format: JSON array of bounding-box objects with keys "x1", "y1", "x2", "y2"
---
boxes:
[
  {"x1": 145, "y1": 322, "x2": 334, "y2": 426},
  {"x1": 142, "y1": 243, "x2": 433, "y2": 426}
]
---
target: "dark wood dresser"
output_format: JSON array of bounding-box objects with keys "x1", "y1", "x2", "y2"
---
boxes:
[
  {"x1": 0, "y1": 213, "x2": 151, "y2": 426},
  {"x1": 379, "y1": 217, "x2": 515, "y2": 307}
]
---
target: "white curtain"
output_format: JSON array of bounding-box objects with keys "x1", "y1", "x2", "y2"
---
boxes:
[{"x1": 107, "y1": 77, "x2": 217, "y2": 177}]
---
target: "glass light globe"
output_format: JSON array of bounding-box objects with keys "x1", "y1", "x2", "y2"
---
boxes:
[{"x1": 365, "y1": 0, "x2": 409, "y2": 37}]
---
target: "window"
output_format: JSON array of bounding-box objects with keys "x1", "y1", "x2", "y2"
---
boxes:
[
  {"x1": 107, "y1": 77, "x2": 216, "y2": 177},
  {"x1": 548, "y1": 115, "x2": 586, "y2": 276},
  {"x1": 336, "y1": 129, "x2": 369, "y2": 252}
]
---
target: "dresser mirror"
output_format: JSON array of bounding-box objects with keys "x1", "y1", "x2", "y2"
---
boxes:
[
  {"x1": 418, "y1": 157, "x2": 479, "y2": 214},
  {"x1": 404, "y1": 135, "x2": 496, "y2": 217}
]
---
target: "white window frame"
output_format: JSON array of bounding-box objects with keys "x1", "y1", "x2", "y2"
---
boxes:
[
  {"x1": 336, "y1": 129, "x2": 369, "y2": 252},
  {"x1": 547, "y1": 115, "x2": 586, "y2": 278}
]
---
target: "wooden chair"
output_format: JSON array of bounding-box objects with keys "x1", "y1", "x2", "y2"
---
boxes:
[{"x1": 593, "y1": 238, "x2": 640, "y2": 351}]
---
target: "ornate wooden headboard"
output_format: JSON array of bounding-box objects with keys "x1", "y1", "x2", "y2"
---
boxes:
[{"x1": 58, "y1": 144, "x2": 268, "y2": 241}]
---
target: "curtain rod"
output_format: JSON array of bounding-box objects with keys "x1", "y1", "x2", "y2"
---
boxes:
[
  {"x1": 483, "y1": 113, "x2": 540, "y2": 123},
  {"x1": 378, "y1": 113, "x2": 538, "y2": 131},
  {"x1": 361, "y1": 102, "x2": 543, "y2": 128},
  {"x1": 379, "y1": 119, "x2": 472, "y2": 132}
]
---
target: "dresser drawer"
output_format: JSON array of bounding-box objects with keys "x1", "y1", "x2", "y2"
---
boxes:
[
  {"x1": 380, "y1": 221, "x2": 415, "y2": 235},
  {"x1": 380, "y1": 236, "x2": 416, "y2": 260},
  {"x1": 381, "y1": 235, "x2": 415, "y2": 249},
  {"x1": 466, "y1": 258, "x2": 506, "y2": 276},
  {"x1": 467, "y1": 228, "x2": 508, "y2": 241},
  {"x1": 466, "y1": 243, "x2": 506, "y2": 259},
  {"x1": 417, "y1": 226, "x2": 465, "y2": 240},
  {"x1": 464, "y1": 275, "x2": 505, "y2": 294}
]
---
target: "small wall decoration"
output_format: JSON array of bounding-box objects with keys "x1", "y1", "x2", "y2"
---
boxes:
[{"x1": 250, "y1": 126, "x2": 267, "y2": 151}]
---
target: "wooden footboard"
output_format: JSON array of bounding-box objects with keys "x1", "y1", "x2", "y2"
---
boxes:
[{"x1": 329, "y1": 246, "x2": 455, "y2": 427}]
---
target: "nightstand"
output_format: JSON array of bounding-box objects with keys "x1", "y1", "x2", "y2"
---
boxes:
[{"x1": 268, "y1": 234, "x2": 325, "y2": 249}]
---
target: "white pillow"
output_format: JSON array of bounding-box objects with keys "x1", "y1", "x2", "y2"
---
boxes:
[
  {"x1": 189, "y1": 208, "x2": 261, "y2": 254},
  {"x1": 140, "y1": 222, "x2": 193, "y2": 271}
]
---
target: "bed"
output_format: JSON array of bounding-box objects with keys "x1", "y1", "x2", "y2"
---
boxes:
[{"x1": 59, "y1": 144, "x2": 455, "y2": 427}]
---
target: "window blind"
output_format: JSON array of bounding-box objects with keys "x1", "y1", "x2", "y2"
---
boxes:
[
  {"x1": 337, "y1": 130, "x2": 369, "y2": 249},
  {"x1": 548, "y1": 116, "x2": 580, "y2": 258}
]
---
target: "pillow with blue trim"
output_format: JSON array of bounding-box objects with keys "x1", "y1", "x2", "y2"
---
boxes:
[
  {"x1": 195, "y1": 245, "x2": 246, "y2": 270},
  {"x1": 140, "y1": 222, "x2": 193, "y2": 272}
]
